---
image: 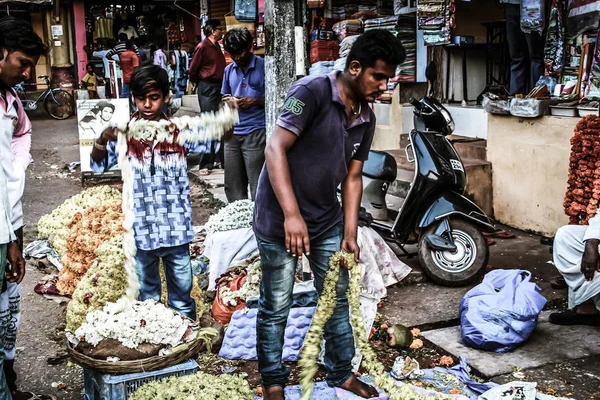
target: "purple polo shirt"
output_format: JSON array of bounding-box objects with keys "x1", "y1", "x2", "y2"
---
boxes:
[
  {"x1": 222, "y1": 55, "x2": 266, "y2": 135},
  {"x1": 253, "y1": 71, "x2": 376, "y2": 243}
]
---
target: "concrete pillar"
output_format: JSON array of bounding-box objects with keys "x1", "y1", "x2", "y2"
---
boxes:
[{"x1": 264, "y1": 0, "x2": 296, "y2": 138}]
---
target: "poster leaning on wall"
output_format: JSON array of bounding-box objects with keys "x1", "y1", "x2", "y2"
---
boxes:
[{"x1": 77, "y1": 98, "x2": 130, "y2": 179}]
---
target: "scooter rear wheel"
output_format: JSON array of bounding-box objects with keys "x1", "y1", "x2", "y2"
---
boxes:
[{"x1": 418, "y1": 218, "x2": 488, "y2": 287}]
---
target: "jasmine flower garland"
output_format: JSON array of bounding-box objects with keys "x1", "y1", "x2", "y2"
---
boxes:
[
  {"x1": 300, "y1": 252, "x2": 452, "y2": 400},
  {"x1": 205, "y1": 199, "x2": 254, "y2": 234},
  {"x1": 129, "y1": 372, "x2": 254, "y2": 399}
]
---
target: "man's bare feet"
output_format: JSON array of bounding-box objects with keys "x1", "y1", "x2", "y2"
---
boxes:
[
  {"x1": 264, "y1": 385, "x2": 284, "y2": 400},
  {"x1": 340, "y1": 375, "x2": 379, "y2": 398}
]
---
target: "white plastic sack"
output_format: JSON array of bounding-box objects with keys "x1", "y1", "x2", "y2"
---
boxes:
[{"x1": 480, "y1": 381, "x2": 537, "y2": 400}]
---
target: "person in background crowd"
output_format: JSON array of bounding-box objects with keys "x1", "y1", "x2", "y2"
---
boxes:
[
  {"x1": 118, "y1": 21, "x2": 139, "y2": 40},
  {"x1": 119, "y1": 40, "x2": 140, "y2": 99},
  {"x1": 189, "y1": 18, "x2": 225, "y2": 175},
  {"x1": 193, "y1": 35, "x2": 202, "y2": 48},
  {"x1": 81, "y1": 62, "x2": 99, "y2": 99},
  {"x1": 500, "y1": 0, "x2": 545, "y2": 95},
  {"x1": 170, "y1": 41, "x2": 189, "y2": 98},
  {"x1": 253, "y1": 30, "x2": 405, "y2": 400},
  {"x1": 91, "y1": 46, "x2": 121, "y2": 99},
  {"x1": 106, "y1": 33, "x2": 144, "y2": 61},
  {"x1": 152, "y1": 42, "x2": 168, "y2": 71},
  {"x1": 91, "y1": 63, "x2": 214, "y2": 321},
  {"x1": 221, "y1": 28, "x2": 265, "y2": 202},
  {"x1": 0, "y1": 15, "x2": 52, "y2": 400},
  {"x1": 550, "y1": 212, "x2": 600, "y2": 326}
]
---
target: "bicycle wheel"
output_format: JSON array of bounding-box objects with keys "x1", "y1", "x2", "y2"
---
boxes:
[{"x1": 44, "y1": 89, "x2": 74, "y2": 120}]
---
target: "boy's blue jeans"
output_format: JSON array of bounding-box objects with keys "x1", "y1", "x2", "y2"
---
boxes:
[
  {"x1": 256, "y1": 222, "x2": 354, "y2": 389},
  {"x1": 135, "y1": 244, "x2": 196, "y2": 320},
  {"x1": 119, "y1": 83, "x2": 130, "y2": 99}
]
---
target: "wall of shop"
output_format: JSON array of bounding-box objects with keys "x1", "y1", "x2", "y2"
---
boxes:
[{"x1": 487, "y1": 114, "x2": 575, "y2": 236}]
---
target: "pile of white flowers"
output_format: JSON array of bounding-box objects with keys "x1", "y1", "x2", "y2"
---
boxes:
[
  {"x1": 75, "y1": 300, "x2": 190, "y2": 349},
  {"x1": 219, "y1": 260, "x2": 261, "y2": 307},
  {"x1": 205, "y1": 200, "x2": 254, "y2": 234},
  {"x1": 37, "y1": 186, "x2": 121, "y2": 255}
]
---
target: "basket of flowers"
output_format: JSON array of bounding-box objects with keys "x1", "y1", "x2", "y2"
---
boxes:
[{"x1": 66, "y1": 299, "x2": 220, "y2": 374}]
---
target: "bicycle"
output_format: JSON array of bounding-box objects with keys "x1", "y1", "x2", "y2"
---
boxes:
[{"x1": 14, "y1": 75, "x2": 74, "y2": 120}]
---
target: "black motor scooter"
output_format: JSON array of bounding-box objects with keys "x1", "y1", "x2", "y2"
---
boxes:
[{"x1": 361, "y1": 78, "x2": 495, "y2": 286}]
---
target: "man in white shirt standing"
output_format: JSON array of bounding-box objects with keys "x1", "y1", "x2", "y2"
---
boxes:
[
  {"x1": 0, "y1": 15, "x2": 47, "y2": 400},
  {"x1": 118, "y1": 22, "x2": 139, "y2": 40}
]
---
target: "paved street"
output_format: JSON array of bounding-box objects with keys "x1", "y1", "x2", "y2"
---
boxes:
[{"x1": 10, "y1": 115, "x2": 600, "y2": 399}]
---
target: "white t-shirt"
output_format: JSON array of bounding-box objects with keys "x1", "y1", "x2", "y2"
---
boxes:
[{"x1": 118, "y1": 26, "x2": 139, "y2": 39}]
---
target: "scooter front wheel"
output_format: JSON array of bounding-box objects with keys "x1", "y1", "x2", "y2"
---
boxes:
[{"x1": 418, "y1": 219, "x2": 488, "y2": 287}]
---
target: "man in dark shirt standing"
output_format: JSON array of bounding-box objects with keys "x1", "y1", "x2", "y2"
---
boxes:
[
  {"x1": 189, "y1": 19, "x2": 225, "y2": 173},
  {"x1": 253, "y1": 30, "x2": 405, "y2": 400}
]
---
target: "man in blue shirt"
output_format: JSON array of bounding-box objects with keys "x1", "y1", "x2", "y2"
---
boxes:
[{"x1": 221, "y1": 28, "x2": 265, "y2": 202}]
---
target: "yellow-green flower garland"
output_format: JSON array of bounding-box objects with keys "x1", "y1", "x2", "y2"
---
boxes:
[{"x1": 300, "y1": 252, "x2": 452, "y2": 400}]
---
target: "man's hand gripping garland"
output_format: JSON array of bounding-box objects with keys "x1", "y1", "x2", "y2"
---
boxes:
[{"x1": 299, "y1": 252, "x2": 452, "y2": 400}]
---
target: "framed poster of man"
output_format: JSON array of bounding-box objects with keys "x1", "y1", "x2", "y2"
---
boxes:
[{"x1": 77, "y1": 99, "x2": 130, "y2": 177}]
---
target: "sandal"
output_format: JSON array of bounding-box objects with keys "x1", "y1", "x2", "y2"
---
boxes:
[
  {"x1": 198, "y1": 168, "x2": 211, "y2": 176},
  {"x1": 483, "y1": 230, "x2": 515, "y2": 239},
  {"x1": 550, "y1": 276, "x2": 568, "y2": 290},
  {"x1": 486, "y1": 238, "x2": 496, "y2": 246},
  {"x1": 549, "y1": 310, "x2": 600, "y2": 326}
]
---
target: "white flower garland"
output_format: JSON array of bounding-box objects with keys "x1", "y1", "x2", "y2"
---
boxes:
[
  {"x1": 75, "y1": 299, "x2": 190, "y2": 349},
  {"x1": 111, "y1": 105, "x2": 239, "y2": 311},
  {"x1": 300, "y1": 252, "x2": 452, "y2": 400},
  {"x1": 205, "y1": 199, "x2": 254, "y2": 234},
  {"x1": 219, "y1": 260, "x2": 261, "y2": 307}
]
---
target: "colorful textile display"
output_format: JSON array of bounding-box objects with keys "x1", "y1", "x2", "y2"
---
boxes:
[
  {"x1": 418, "y1": 0, "x2": 453, "y2": 46},
  {"x1": 544, "y1": 0, "x2": 565, "y2": 74},
  {"x1": 364, "y1": 15, "x2": 416, "y2": 81},
  {"x1": 310, "y1": 40, "x2": 340, "y2": 64},
  {"x1": 332, "y1": 20, "x2": 363, "y2": 41}
]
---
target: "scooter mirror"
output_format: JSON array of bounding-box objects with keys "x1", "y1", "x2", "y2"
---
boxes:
[{"x1": 425, "y1": 61, "x2": 437, "y2": 84}]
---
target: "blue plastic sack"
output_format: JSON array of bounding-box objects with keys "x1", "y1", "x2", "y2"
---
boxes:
[
  {"x1": 459, "y1": 270, "x2": 547, "y2": 353},
  {"x1": 235, "y1": 0, "x2": 257, "y2": 22}
]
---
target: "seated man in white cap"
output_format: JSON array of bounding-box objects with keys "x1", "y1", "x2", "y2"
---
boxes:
[{"x1": 551, "y1": 213, "x2": 600, "y2": 326}]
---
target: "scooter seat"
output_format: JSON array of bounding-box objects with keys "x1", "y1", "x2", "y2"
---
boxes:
[{"x1": 363, "y1": 150, "x2": 398, "y2": 182}]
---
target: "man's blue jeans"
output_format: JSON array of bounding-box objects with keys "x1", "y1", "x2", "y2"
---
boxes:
[
  {"x1": 135, "y1": 244, "x2": 196, "y2": 320},
  {"x1": 256, "y1": 222, "x2": 354, "y2": 388}
]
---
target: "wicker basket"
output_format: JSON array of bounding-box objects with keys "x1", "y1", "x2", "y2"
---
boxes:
[{"x1": 68, "y1": 336, "x2": 208, "y2": 375}]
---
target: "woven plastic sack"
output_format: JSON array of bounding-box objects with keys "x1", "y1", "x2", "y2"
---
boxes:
[{"x1": 459, "y1": 270, "x2": 547, "y2": 353}]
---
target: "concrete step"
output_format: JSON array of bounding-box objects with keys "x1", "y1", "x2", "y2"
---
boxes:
[
  {"x1": 399, "y1": 134, "x2": 487, "y2": 162},
  {"x1": 384, "y1": 149, "x2": 493, "y2": 217}
]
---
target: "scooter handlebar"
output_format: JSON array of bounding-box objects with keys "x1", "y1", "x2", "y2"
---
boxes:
[{"x1": 408, "y1": 97, "x2": 422, "y2": 110}]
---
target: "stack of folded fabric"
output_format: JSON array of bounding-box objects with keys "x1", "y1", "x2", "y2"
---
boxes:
[
  {"x1": 418, "y1": 0, "x2": 453, "y2": 46},
  {"x1": 364, "y1": 15, "x2": 416, "y2": 81},
  {"x1": 332, "y1": 19, "x2": 363, "y2": 41},
  {"x1": 310, "y1": 40, "x2": 340, "y2": 64}
]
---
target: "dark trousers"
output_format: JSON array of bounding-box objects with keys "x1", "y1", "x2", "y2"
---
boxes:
[
  {"x1": 197, "y1": 81, "x2": 223, "y2": 170},
  {"x1": 505, "y1": 4, "x2": 546, "y2": 95},
  {"x1": 224, "y1": 128, "x2": 266, "y2": 202},
  {"x1": 2, "y1": 227, "x2": 21, "y2": 392}
]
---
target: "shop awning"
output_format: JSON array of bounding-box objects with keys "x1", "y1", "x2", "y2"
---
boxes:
[{"x1": 0, "y1": 0, "x2": 53, "y2": 4}]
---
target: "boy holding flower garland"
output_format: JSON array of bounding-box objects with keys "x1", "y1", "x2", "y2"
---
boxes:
[
  {"x1": 253, "y1": 30, "x2": 405, "y2": 399},
  {"x1": 90, "y1": 63, "x2": 214, "y2": 320}
]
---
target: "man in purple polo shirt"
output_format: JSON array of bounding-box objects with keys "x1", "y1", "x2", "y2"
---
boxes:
[
  {"x1": 253, "y1": 30, "x2": 405, "y2": 400},
  {"x1": 221, "y1": 28, "x2": 265, "y2": 202}
]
